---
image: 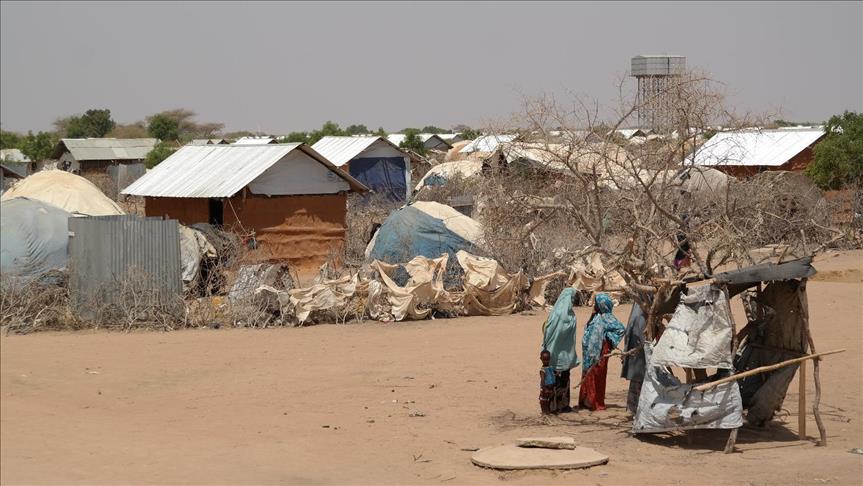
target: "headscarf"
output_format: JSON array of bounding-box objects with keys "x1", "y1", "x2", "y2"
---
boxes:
[
  {"x1": 541, "y1": 288, "x2": 579, "y2": 371},
  {"x1": 582, "y1": 293, "x2": 626, "y2": 371}
]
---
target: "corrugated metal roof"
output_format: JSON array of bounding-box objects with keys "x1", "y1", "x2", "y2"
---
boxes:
[
  {"x1": 387, "y1": 133, "x2": 450, "y2": 148},
  {"x1": 122, "y1": 143, "x2": 366, "y2": 198},
  {"x1": 188, "y1": 138, "x2": 228, "y2": 145},
  {"x1": 57, "y1": 138, "x2": 158, "y2": 161},
  {"x1": 459, "y1": 134, "x2": 517, "y2": 154},
  {"x1": 233, "y1": 136, "x2": 275, "y2": 145},
  {"x1": 312, "y1": 136, "x2": 407, "y2": 167},
  {"x1": 688, "y1": 128, "x2": 825, "y2": 168}
]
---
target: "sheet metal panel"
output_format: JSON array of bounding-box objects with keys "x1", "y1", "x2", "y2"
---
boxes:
[
  {"x1": 688, "y1": 128, "x2": 825, "y2": 168},
  {"x1": 123, "y1": 144, "x2": 367, "y2": 198},
  {"x1": 60, "y1": 138, "x2": 158, "y2": 161},
  {"x1": 312, "y1": 136, "x2": 383, "y2": 167},
  {"x1": 68, "y1": 215, "x2": 182, "y2": 315}
]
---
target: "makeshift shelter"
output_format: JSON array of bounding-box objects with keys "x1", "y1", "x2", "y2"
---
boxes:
[
  {"x1": 387, "y1": 133, "x2": 453, "y2": 152},
  {"x1": 687, "y1": 127, "x2": 826, "y2": 178},
  {"x1": 1, "y1": 164, "x2": 24, "y2": 193},
  {"x1": 0, "y1": 197, "x2": 71, "y2": 281},
  {"x1": 122, "y1": 143, "x2": 367, "y2": 280},
  {"x1": 365, "y1": 201, "x2": 484, "y2": 264},
  {"x1": 632, "y1": 257, "x2": 834, "y2": 451},
  {"x1": 312, "y1": 136, "x2": 414, "y2": 202},
  {"x1": 1, "y1": 170, "x2": 125, "y2": 216},
  {"x1": 459, "y1": 134, "x2": 517, "y2": 156},
  {"x1": 52, "y1": 138, "x2": 157, "y2": 198},
  {"x1": 415, "y1": 160, "x2": 484, "y2": 191}
]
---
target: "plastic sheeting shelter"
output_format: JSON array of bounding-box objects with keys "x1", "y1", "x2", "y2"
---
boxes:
[
  {"x1": 0, "y1": 197, "x2": 71, "y2": 281},
  {"x1": 366, "y1": 201, "x2": 484, "y2": 263},
  {"x1": 633, "y1": 344, "x2": 743, "y2": 433},
  {"x1": 1, "y1": 170, "x2": 124, "y2": 216}
]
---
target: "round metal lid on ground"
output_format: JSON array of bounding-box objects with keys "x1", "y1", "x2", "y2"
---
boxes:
[{"x1": 471, "y1": 444, "x2": 609, "y2": 470}]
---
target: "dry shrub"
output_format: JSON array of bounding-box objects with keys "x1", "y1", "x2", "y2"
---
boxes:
[
  {"x1": 1, "y1": 274, "x2": 80, "y2": 334},
  {"x1": 345, "y1": 193, "x2": 401, "y2": 265}
]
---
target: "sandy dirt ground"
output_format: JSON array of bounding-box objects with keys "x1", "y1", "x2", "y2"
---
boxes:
[{"x1": 2, "y1": 251, "x2": 862, "y2": 485}]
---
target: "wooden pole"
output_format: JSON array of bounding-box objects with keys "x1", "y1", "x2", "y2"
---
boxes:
[
  {"x1": 692, "y1": 349, "x2": 846, "y2": 392},
  {"x1": 799, "y1": 279, "x2": 828, "y2": 446},
  {"x1": 798, "y1": 360, "x2": 806, "y2": 440},
  {"x1": 724, "y1": 428, "x2": 739, "y2": 454}
]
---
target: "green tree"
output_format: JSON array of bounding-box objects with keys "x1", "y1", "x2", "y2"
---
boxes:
[
  {"x1": 58, "y1": 109, "x2": 115, "y2": 138},
  {"x1": 399, "y1": 128, "x2": 426, "y2": 155},
  {"x1": 420, "y1": 125, "x2": 445, "y2": 134},
  {"x1": 344, "y1": 124, "x2": 370, "y2": 135},
  {"x1": 307, "y1": 121, "x2": 346, "y2": 145},
  {"x1": 145, "y1": 142, "x2": 178, "y2": 169},
  {"x1": 19, "y1": 131, "x2": 58, "y2": 161},
  {"x1": 374, "y1": 127, "x2": 386, "y2": 137},
  {"x1": 147, "y1": 113, "x2": 181, "y2": 141},
  {"x1": 0, "y1": 129, "x2": 22, "y2": 149},
  {"x1": 108, "y1": 122, "x2": 150, "y2": 138},
  {"x1": 459, "y1": 128, "x2": 480, "y2": 140},
  {"x1": 805, "y1": 111, "x2": 863, "y2": 190}
]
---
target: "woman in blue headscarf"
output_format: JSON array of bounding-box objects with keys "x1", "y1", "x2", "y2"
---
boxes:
[
  {"x1": 541, "y1": 288, "x2": 579, "y2": 413},
  {"x1": 578, "y1": 293, "x2": 626, "y2": 411}
]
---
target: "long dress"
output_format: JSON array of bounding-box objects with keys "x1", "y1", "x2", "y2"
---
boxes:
[
  {"x1": 621, "y1": 303, "x2": 647, "y2": 414},
  {"x1": 578, "y1": 293, "x2": 625, "y2": 411},
  {"x1": 541, "y1": 288, "x2": 579, "y2": 413}
]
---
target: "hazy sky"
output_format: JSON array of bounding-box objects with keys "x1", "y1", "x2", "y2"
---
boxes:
[{"x1": 1, "y1": 1, "x2": 861, "y2": 134}]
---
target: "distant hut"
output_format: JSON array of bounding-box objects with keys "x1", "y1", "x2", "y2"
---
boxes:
[
  {"x1": 52, "y1": 138, "x2": 158, "y2": 198},
  {"x1": 313, "y1": 136, "x2": 415, "y2": 202},
  {"x1": 688, "y1": 127, "x2": 826, "y2": 178}
]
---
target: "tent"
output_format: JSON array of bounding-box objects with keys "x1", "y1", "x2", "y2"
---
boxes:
[
  {"x1": 415, "y1": 160, "x2": 483, "y2": 191},
  {"x1": 0, "y1": 197, "x2": 72, "y2": 281},
  {"x1": 1, "y1": 170, "x2": 124, "y2": 216},
  {"x1": 365, "y1": 201, "x2": 484, "y2": 263}
]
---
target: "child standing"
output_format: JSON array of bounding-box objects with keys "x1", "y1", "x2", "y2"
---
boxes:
[{"x1": 539, "y1": 350, "x2": 556, "y2": 414}]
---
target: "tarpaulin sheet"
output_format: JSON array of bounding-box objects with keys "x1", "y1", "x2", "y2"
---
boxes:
[
  {"x1": 1, "y1": 170, "x2": 124, "y2": 216},
  {"x1": 371, "y1": 255, "x2": 458, "y2": 321},
  {"x1": 651, "y1": 284, "x2": 734, "y2": 370},
  {"x1": 286, "y1": 274, "x2": 357, "y2": 324},
  {"x1": 349, "y1": 157, "x2": 408, "y2": 202},
  {"x1": 179, "y1": 225, "x2": 217, "y2": 285},
  {"x1": 366, "y1": 201, "x2": 484, "y2": 264},
  {"x1": 1, "y1": 197, "x2": 71, "y2": 281},
  {"x1": 633, "y1": 344, "x2": 743, "y2": 434}
]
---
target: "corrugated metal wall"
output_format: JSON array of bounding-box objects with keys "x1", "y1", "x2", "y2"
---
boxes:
[{"x1": 68, "y1": 215, "x2": 182, "y2": 316}]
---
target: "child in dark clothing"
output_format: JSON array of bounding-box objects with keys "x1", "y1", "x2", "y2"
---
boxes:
[{"x1": 539, "y1": 350, "x2": 556, "y2": 414}]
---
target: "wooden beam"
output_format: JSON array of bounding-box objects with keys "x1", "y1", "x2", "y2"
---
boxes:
[
  {"x1": 692, "y1": 349, "x2": 846, "y2": 392},
  {"x1": 798, "y1": 360, "x2": 806, "y2": 440}
]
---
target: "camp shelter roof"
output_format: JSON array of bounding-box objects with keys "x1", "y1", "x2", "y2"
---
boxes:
[
  {"x1": 459, "y1": 134, "x2": 517, "y2": 154},
  {"x1": 1, "y1": 164, "x2": 25, "y2": 179},
  {"x1": 687, "y1": 128, "x2": 825, "y2": 168},
  {"x1": 122, "y1": 143, "x2": 367, "y2": 198},
  {"x1": 387, "y1": 133, "x2": 452, "y2": 149},
  {"x1": 188, "y1": 139, "x2": 228, "y2": 145},
  {"x1": 0, "y1": 197, "x2": 72, "y2": 281},
  {"x1": 415, "y1": 159, "x2": 484, "y2": 191},
  {"x1": 233, "y1": 136, "x2": 276, "y2": 145},
  {"x1": 312, "y1": 136, "x2": 409, "y2": 167},
  {"x1": 1, "y1": 170, "x2": 124, "y2": 216},
  {"x1": 1, "y1": 148, "x2": 30, "y2": 163},
  {"x1": 52, "y1": 138, "x2": 158, "y2": 161},
  {"x1": 713, "y1": 256, "x2": 816, "y2": 292}
]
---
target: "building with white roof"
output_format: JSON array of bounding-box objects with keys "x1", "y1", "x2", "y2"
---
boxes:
[
  {"x1": 687, "y1": 127, "x2": 826, "y2": 177},
  {"x1": 312, "y1": 136, "x2": 413, "y2": 202}
]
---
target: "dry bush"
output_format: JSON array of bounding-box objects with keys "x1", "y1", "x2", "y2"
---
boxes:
[
  {"x1": 344, "y1": 193, "x2": 401, "y2": 266},
  {"x1": 1, "y1": 274, "x2": 80, "y2": 334}
]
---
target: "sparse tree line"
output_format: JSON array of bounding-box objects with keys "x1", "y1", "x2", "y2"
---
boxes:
[{"x1": 1, "y1": 110, "x2": 481, "y2": 169}]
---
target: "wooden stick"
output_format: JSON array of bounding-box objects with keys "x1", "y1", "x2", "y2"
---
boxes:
[
  {"x1": 798, "y1": 360, "x2": 806, "y2": 440},
  {"x1": 724, "y1": 428, "x2": 739, "y2": 454},
  {"x1": 800, "y1": 279, "x2": 828, "y2": 446},
  {"x1": 692, "y1": 349, "x2": 846, "y2": 392}
]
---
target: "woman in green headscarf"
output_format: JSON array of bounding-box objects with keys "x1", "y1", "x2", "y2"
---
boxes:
[{"x1": 541, "y1": 288, "x2": 579, "y2": 413}]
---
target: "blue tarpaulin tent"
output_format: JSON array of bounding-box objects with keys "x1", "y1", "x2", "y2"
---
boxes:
[{"x1": 366, "y1": 201, "x2": 484, "y2": 263}]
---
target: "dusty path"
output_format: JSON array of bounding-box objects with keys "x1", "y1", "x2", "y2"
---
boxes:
[{"x1": 2, "y1": 256, "x2": 862, "y2": 485}]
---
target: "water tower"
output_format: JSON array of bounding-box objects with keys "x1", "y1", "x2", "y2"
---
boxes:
[{"x1": 631, "y1": 55, "x2": 686, "y2": 132}]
